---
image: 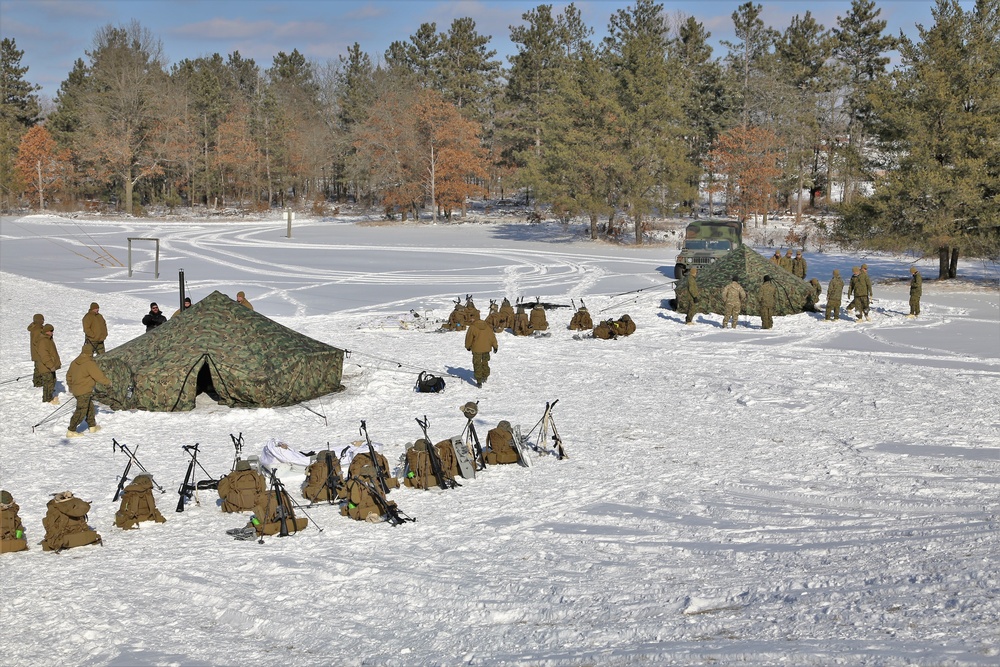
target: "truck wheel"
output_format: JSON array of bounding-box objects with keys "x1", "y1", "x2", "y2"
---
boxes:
[{"x1": 674, "y1": 263, "x2": 686, "y2": 279}]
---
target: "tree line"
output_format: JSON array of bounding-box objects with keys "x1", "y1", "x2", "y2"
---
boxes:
[{"x1": 0, "y1": 0, "x2": 996, "y2": 272}]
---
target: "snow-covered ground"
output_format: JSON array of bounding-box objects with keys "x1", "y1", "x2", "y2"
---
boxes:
[{"x1": 1, "y1": 212, "x2": 998, "y2": 667}]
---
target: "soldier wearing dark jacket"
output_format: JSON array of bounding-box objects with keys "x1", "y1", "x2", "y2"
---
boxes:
[
  {"x1": 826, "y1": 270, "x2": 844, "y2": 321},
  {"x1": 36, "y1": 324, "x2": 61, "y2": 404},
  {"x1": 82, "y1": 302, "x2": 108, "y2": 355},
  {"x1": 142, "y1": 303, "x2": 166, "y2": 332},
  {"x1": 678, "y1": 267, "x2": 700, "y2": 325},
  {"x1": 465, "y1": 309, "x2": 498, "y2": 388},
  {"x1": 908, "y1": 267, "x2": 922, "y2": 318},
  {"x1": 66, "y1": 344, "x2": 111, "y2": 438},
  {"x1": 759, "y1": 275, "x2": 777, "y2": 329}
]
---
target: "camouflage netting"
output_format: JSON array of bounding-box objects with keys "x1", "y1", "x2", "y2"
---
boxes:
[
  {"x1": 95, "y1": 291, "x2": 344, "y2": 412},
  {"x1": 675, "y1": 246, "x2": 814, "y2": 317}
]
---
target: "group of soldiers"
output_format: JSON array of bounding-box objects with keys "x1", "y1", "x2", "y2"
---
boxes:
[
  {"x1": 28, "y1": 304, "x2": 112, "y2": 438},
  {"x1": 28, "y1": 291, "x2": 259, "y2": 438},
  {"x1": 677, "y1": 254, "x2": 924, "y2": 329},
  {"x1": 443, "y1": 295, "x2": 636, "y2": 387}
]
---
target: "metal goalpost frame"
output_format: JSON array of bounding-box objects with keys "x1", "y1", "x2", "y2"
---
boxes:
[{"x1": 127, "y1": 237, "x2": 160, "y2": 279}]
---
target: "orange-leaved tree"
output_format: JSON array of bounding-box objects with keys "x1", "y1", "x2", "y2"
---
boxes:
[
  {"x1": 415, "y1": 89, "x2": 487, "y2": 220},
  {"x1": 15, "y1": 125, "x2": 71, "y2": 209},
  {"x1": 708, "y1": 125, "x2": 784, "y2": 225}
]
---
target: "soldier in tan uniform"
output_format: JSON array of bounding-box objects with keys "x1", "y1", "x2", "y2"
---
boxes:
[
  {"x1": 28, "y1": 313, "x2": 44, "y2": 386},
  {"x1": 465, "y1": 309, "x2": 498, "y2": 388},
  {"x1": 82, "y1": 302, "x2": 107, "y2": 355},
  {"x1": 35, "y1": 324, "x2": 61, "y2": 404},
  {"x1": 66, "y1": 344, "x2": 111, "y2": 438},
  {"x1": 236, "y1": 291, "x2": 254, "y2": 310}
]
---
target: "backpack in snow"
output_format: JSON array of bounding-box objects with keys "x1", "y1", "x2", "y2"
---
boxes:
[
  {"x1": 416, "y1": 371, "x2": 446, "y2": 393},
  {"x1": 114, "y1": 475, "x2": 167, "y2": 529}
]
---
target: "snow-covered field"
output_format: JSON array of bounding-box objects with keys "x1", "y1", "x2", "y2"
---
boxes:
[{"x1": 1, "y1": 212, "x2": 998, "y2": 667}]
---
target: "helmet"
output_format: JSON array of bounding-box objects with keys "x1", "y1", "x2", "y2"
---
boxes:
[{"x1": 461, "y1": 402, "x2": 478, "y2": 419}]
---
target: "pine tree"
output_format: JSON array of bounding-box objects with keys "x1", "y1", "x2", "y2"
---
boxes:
[
  {"x1": 438, "y1": 17, "x2": 500, "y2": 121},
  {"x1": 831, "y1": 0, "x2": 897, "y2": 203},
  {"x1": 603, "y1": 0, "x2": 694, "y2": 243},
  {"x1": 672, "y1": 16, "x2": 734, "y2": 216},
  {"x1": 840, "y1": 0, "x2": 1000, "y2": 275},
  {"x1": 0, "y1": 38, "x2": 41, "y2": 209},
  {"x1": 722, "y1": 2, "x2": 779, "y2": 128}
]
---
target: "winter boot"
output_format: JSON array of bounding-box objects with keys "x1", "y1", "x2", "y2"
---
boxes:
[
  {"x1": 89, "y1": 425, "x2": 102, "y2": 433},
  {"x1": 66, "y1": 430, "x2": 83, "y2": 439}
]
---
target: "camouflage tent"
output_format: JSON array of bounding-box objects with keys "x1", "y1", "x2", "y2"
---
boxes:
[
  {"x1": 94, "y1": 291, "x2": 344, "y2": 411},
  {"x1": 675, "y1": 245, "x2": 814, "y2": 317}
]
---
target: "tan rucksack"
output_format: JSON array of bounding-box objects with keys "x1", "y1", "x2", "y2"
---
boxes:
[
  {"x1": 403, "y1": 439, "x2": 456, "y2": 489},
  {"x1": 569, "y1": 309, "x2": 593, "y2": 331},
  {"x1": 486, "y1": 422, "x2": 519, "y2": 465},
  {"x1": 114, "y1": 475, "x2": 166, "y2": 529},
  {"x1": 252, "y1": 488, "x2": 307, "y2": 536},
  {"x1": 217, "y1": 462, "x2": 266, "y2": 512},
  {"x1": 347, "y1": 451, "x2": 399, "y2": 489},
  {"x1": 42, "y1": 492, "x2": 102, "y2": 552},
  {"x1": 302, "y1": 452, "x2": 345, "y2": 503},
  {"x1": 1, "y1": 491, "x2": 28, "y2": 553}
]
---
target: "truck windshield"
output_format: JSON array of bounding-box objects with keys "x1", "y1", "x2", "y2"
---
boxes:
[{"x1": 708, "y1": 240, "x2": 732, "y2": 250}]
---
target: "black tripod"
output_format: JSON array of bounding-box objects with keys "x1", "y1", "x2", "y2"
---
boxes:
[
  {"x1": 112, "y1": 439, "x2": 165, "y2": 501},
  {"x1": 176, "y1": 443, "x2": 219, "y2": 512}
]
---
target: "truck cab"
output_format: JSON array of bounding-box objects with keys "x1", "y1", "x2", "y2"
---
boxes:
[{"x1": 674, "y1": 220, "x2": 743, "y2": 278}]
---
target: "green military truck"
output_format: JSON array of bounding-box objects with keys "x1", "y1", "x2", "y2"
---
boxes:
[{"x1": 674, "y1": 220, "x2": 743, "y2": 279}]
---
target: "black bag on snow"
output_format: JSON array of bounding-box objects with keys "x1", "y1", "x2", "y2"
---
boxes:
[{"x1": 416, "y1": 371, "x2": 446, "y2": 393}]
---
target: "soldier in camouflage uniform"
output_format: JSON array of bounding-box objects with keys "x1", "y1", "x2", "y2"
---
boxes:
[
  {"x1": 720, "y1": 276, "x2": 747, "y2": 329},
  {"x1": 36, "y1": 324, "x2": 61, "y2": 404},
  {"x1": 791, "y1": 251, "x2": 807, "y2": 279},
  {"x1": 771, "y1": 250, "x2": 782, "y2": 266},
  {"x1": 860, "y1": 264, "x2": 873, "y2": 319},
  {"x1": 82, "y1": 302, "x2": 107, "y2": 356},
  {"x1": 678, "y1": 267, "x2": 700, "y2": 325},
  {"x1": 759, "y1": 275, "x2": 777, "y2": 329},
  {"x1": 779, "y1": 250, "x2": 793, "y2": 272},
  {"x1": 907, "y1": 267, "x2": 922, "y2": 318},
  {"x1": 847, "y1": 266, "x2": 869, "y2": 321},
  {"x1": 66, "y1": 344, "x2": 111, "y2": 438},
  {"x1": 465, "y1": 309, "x2": 498, "y2": 388},
  {"x1": 28, "y1": 313, "x2": 44, "y2": 386},
  {"x1": 825, "y1": 269, "x2": 844, "y2": 321}
]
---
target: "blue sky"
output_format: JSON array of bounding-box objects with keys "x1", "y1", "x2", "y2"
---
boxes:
[{"x1": 0, "y1": 0, "x2": 963, "y2": 101}]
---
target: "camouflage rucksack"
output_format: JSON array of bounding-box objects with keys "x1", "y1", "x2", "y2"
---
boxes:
[
  {"x1": 217, "y1": 462, "x2": 266, "y2": 512},
  {"x1": 302, "y1": 451, "x2": 345, "y2": 503},
  {"x1": 41, "y1": 492, "x2": 102, "y2": 552},
  {"x1": 114, "y1": 475, "x2": 167, "y2": 530},
  {"x1": 0, "y1": 490, "x2": 28, "y2": 553}
]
